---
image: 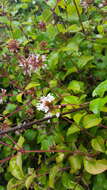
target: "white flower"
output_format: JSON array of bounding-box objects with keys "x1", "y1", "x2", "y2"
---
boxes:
[
  {"x1": 36, "y1": 93, "x2": 55, "y2": 113},
  {"x1": 41, "y1": 55, "x2": 46, "y2": 62},
  {"x1": 46, "y1": 93, "x2": 55, "y2": 102},
  {"x1": 36, "y1": 102, "x2": 49, "y2": 113},
  {"x1": 56, "y1": 112, "x2": 60, "y2": 118},
  {"x1": 98, "y1": 3, "x2": 103, "y2": 7},
  {"x1": 40, "y1": 93, "x2": 54, "y2": 103}
]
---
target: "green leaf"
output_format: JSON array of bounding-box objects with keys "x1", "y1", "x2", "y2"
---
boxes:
[
  {"x1": 84, "y1": 158, "x2": 107, "y2": 175},
  {"x1": 73, "y1": 112, "x2": 86, "y2": 125},
  {"x1": 67, "y1": 24, "x2": 81, "y2": 33},
  {"x1": 68, "y1": 80, "x2": 85, "y2": 93},
  {"x1": 25, "y1": 174, "x2": 36, "y2": 189},
  {"x1": 7, "y1": 178, "x2": 17, "y2": 190},
  {"x1": 47, "y1": 24, "x2": 58, "y2": 39},
  {"x1": 92, "y1": 80, "x2": 107, "y2": 97},
  {"x1": 63, "y1": 95, "x2": 80, "y2": 104},
  {"x1": 62, "y1": 172, "x2": 76, "y2": 189},
  {"x1": 61, "y1": 41, "x2": 78, "y2": 53},
  {"x1": 0, "y1": 186, "x2": 5, "y2": 190},
  {"x1": 15, "y1": 136, "x2": 25, "y2": 149},
  {"x1": 24, "y1": 129, "x2": 37, "y2": 141},
  {"x1": 82, "y1": 114, "x2": 102, "y2": 129},
  {"x1": 16, "y1": 93, "x2": 23, "y2": 103},
  {"x1": 92, "y1": 173, "x2": 107, "y2": 190},
  {"x1": 67, "y1": 124, "x2": 80, "y2": 135},
  {"x1": 6, "y1": 104, "x2": 17, "y2": 113},
  {"x1": 48, "y1": 52, "x2": 59, "y2": 71},
  {"x1": 62, "y1": 172, "x2": 84, "y2": 190},
  {"x1": 25, "y1": 82, "x2": 39, "y2": 90},
  {"x1": 89, "y1": 97, "x2": 107, "y2": 114},
  {"x1": 48, "y1": 165, "x2": 59, "y2": 188},
  {"x1": 77, "y1": 55, "x2": 94, "y2": 69},
  {"x1": 56, "y1": 153, "x2": 64, "y2": 163},
  {"x1": 91, "y1": 136, "x2": 105, "y2": 153},
  {"x1": 69, "y1": 155, "x2": 82, "y2": 173},
  {"x1": 97, "y1": 25, "x2": 104, "y2": 35},
  {"x1": 9, "y1": 153, "x2": 24, "y2": 180},
  {"x1": 41, "y1": 136, "x2": 55, "y2": 150},
  {"x1": 57, "y1": 24, "x2": 66, "y2": 33},
  {"x1": 46, "y1": 0, "x2": 56, "y2": 8}
]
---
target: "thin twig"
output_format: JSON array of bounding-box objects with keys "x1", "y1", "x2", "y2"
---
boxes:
[
  {"x1": 0, "y1": 106, "x2": 87, "y2": 136},
  {"x1": 73, "y1": 0, "x2": 85, "y2": 34}
]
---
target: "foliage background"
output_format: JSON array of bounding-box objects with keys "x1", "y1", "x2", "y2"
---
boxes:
[{"x1": 0, "y1": 0, "x2": 107, "y2": 189}]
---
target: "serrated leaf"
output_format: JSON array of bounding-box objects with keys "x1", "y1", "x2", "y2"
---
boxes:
[
  {"x1": 92, "y1": 80, "x2": 107, "y2": 97},
  {"x1": 84, "y1": 158, "x2": 107, "y2": 175}
]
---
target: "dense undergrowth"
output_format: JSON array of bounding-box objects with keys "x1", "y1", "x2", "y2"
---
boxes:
[{"x1": 0, "y1": 0, "x2": 107, "y2": 189}]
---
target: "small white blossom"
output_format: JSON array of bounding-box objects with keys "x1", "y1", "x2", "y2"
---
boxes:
[
  {"x1": 56, "y1": 112, "x2": 60, "y2": 118},
  {"x1": 36, "y1": 103, "x2": 49, "y2": 113},
  {"x1": 46, "y1": 93, "x2": 55, "y2": 102},
  {"x1": 36, "y1": 93, "x2": 55, "y2": 113},
  {"x1": 98, "y1": 3, "x2": 103, "y2": 7},
  {"x1": 40, "y1": 93, "x2": 55, "y2": 103},
  {"x1": 1, "y1": 89, "x2": 6, "y2": 94},
  {"x1": 41, "y1": 55, "x2": 46, "y2": 62}
]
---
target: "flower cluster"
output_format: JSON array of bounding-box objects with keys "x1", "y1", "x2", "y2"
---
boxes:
[
  {"x1": 36, "y1": 93, "x2": 60, "y2": 119},
  {"x1": 18, "y1": 54, "x2": 47, "y2": 76},
  {"x1": 36, "y1": 93, "x2": 55, "y2": 113}
]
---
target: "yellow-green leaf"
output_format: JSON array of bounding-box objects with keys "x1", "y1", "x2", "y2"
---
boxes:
[
  {"x1": 9, "y1": 153, "x2": 24, "y2": 180},
  {"x1": 67, "y1": 124, "x2": 80, "y2": 135},
  {"x1": 91, "y1": 136, "x2": 105, "y2": 153},
  {"x1": 25, "y1": 82, "x2": 39, "y2": 90},
  {"x1": 25, "y1": 174, "x2": 36, "y2": 189},
  {"x1": 82, "y1": 114, "x2": 102, "y2": 129},
  {"x1": 48, "y1": 165, "x2": 59, "y2": 188},
  {"x1": 16, "y1": 93, "x2": 23, "y2": 103},
  {"x1": 69, "y1": 155, "x2": 82, "y2": 173},
  {"x1": 84, "y1": 158, "x2": 107, "y2": 175}
]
